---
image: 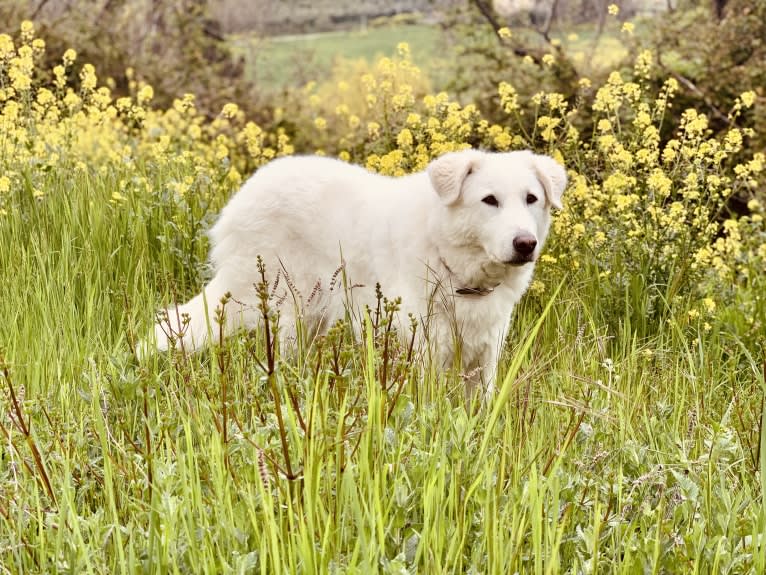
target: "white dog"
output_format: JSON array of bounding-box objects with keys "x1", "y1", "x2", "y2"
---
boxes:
[{"x1": 148, "y1": 149, "x2": 566, "y2": 394}]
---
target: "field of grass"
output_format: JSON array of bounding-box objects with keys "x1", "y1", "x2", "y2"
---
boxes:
[
  {"x1": 2, "y1": 164, "x2": 765, "y2": 572},
  {"x1": 2, "y1": 17, "x2": 766, "y2": 574},
  {"x1": 233, "y1": 21, "x2": 629, "y2": 94},
  {"x1": 233, "y1": 23, "x2": 448, "y2": 93}
]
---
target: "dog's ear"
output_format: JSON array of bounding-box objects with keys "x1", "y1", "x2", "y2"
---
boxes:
[
  {"x1": 532, "y1": 154, "x2": 567, "y2": 209},
  {"x1": 428, "y1": 151, "x2": 479, "y2": 205}
]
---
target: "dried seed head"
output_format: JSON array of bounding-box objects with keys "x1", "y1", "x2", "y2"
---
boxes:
[
  {"x1": 575, "y1": 311, "x2": 585, "y2": 346},
  {"x1": 269, "y1": 268, "x2": 282, "y2": 300},
  {"x1": 329, "y1": 262, "x2": 345, "y2": 292},
  {"x1": 307, "y1": 279, "x2": 322, "y2": 305},
  {"x1": 257, "y1": 448, "x2": 270, "y2": 487}
]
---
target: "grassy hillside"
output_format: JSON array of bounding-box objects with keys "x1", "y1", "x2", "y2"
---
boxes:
[
  {"x1": 233, "y1": 23, "x2": 447, "y2": 92},
  {"x1": 233, "y1": 22, "x2": 628, "y2": 93}
]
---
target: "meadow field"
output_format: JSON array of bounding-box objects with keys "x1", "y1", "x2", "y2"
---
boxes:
[
  {"x1": 1, "y1": 13, "x2": 765, "y2": 574},
  {"x1": 234, "y1": 21, "x2": 628, "y2": 94},
  {"x1": 233, "y1": 24, "x2": 448, "y2": 92}
]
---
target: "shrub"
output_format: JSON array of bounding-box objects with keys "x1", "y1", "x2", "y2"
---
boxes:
[
  {"x1": 642, "y1": 0, "x2": 766, "y2": 152},
  {"x1": 0, "y1": 0, "x2": 258, "y2": 119}
]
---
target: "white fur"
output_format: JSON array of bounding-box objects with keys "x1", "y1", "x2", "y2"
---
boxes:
[{"x1": 146, "y1": 149, "x2": 567, "y2": 394}]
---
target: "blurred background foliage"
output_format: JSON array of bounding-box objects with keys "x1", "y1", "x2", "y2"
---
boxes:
[
  {"x1": 1, "y1": 0, "x2": 763, "y2": 154},
  {"x1": 0, "y1": 0, "x2": 259, "y2": 119}
]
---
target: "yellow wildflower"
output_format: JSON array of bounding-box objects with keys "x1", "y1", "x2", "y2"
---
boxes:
[
  {"x1": 80, "y1": 63, "x2": 97, "y2": 91},
  {"x1": 20, "y1": 20, "x2": 35, "y2": 41},
  {"x1": 396, "y1": 128, "x2": 413, "y2": 148},
  {"x1": 723, "y1": 129, "x2": 743, "y2": 152},
  {"x1": 498, "y1": 82, "x2": 519, "y2": 113},
  {"x1": 406, "y1": 113, "x2": 421, "y2": 125},
  {"x1": 367, "y1": 122, "x2": 381, "y2": 138},
  {"x1": 221, "y1": 103, "x2": 239, "y2": 119},
  {"x1": 0, "y1": 34, "x2": 14, "y2": 60},
  {"x1": 634, "y1": 50, "x2": 653, "y2": 78},
  {"x1": 597, "y1": 119, "x2": 612, "y2": 133},
  {"x1": 702, "y1": 298, "x2": 716, "y2": 314},
  {"x1": 739, "y1": 90, "x2": 756, "y2": 108},
  {"x1": 137, "y1": 84, "x2": 154, "y2": 105},
  {"x1": 63, "y1": 48, "x2": 77, "y2": 66}
]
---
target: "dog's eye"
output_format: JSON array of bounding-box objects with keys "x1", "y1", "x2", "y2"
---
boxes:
[
  {"x1": 482, "y1": 194, "x2": 499, "y2": 207},
  {"x1": 526, "y1": 193, "x2": 538, "y2": 205}
]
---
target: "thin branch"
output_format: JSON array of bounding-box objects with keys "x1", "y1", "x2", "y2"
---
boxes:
[
  {"x1": 2, "y1": 365, "x2": 56, "y2": 503},
  {"x1": 469, "y1": 0, "x2": 539, "y2": 61},
  {"x1": 542, "y1": 0, "x2": 562, "y2": 39},
  {"x1": 662, "y1": 66, "x2": 731, "y2": 125},
  {"x1": 30, "y1": 0, "x2": 51, "y2": 20},
  {"x1": 469, "y1": 0, "x2": 576, "y2": 74}
]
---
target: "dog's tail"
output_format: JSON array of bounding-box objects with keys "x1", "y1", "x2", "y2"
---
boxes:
[{"x1": 138, "y1": 274, "x2": 234, "y2": 358}]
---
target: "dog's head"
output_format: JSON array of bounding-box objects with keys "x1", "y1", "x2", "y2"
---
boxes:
[{"x1": 428, "y1": 149, "x2": 567, "y2": 270}]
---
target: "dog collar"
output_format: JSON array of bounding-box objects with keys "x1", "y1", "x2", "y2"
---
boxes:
[
  {"x1": 440, "y1": 258, "x2": 499, "y2": 296},
  {"x1": 455, "y1": 286, "x2": 496, "y2": 296}
]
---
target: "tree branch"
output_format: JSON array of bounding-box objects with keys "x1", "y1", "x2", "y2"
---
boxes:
[
  {"x1": 469, "y1": 0, "x2": 538, "y2": 61},
  {"x1": 30, "y1": 0, "x2": 51, "y2": 20},
  {"x1": 662, "y1": 66, "x2": 731, "y2": 125}
]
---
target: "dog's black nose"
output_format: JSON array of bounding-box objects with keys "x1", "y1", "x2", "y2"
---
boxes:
[{"x1": 513, "y1": 234, "x2": 537, "y2": 256}]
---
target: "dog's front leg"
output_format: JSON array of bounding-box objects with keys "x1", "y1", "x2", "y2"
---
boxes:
[{"x1": 464, "y1": 347, "x2": 499, "y2": 401}]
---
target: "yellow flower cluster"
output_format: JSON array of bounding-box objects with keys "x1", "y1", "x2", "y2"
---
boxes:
[
  {"x1": 532, "y1": 50, "x2": 765, "y2": 301},
  {"x1": 0, "y1": 21, "x2": 290, "y2": 214},
  {"x1": 282, "y1": 44, "x2": 522, "y2": 171}
]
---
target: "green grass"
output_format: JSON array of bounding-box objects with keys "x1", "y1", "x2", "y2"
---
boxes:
[
  {"x1": 554, "y1": 23, "x2": 629, "y2": 73},
  {"x1": 1, "y1": 159, "x2": 765, "y2": 572},
  {"x1": 233, "y1": 23, "x2": 448, "y2": 93},
  {"x1": 233, "y1": 21, "x2": 631, "y2": 94}
]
